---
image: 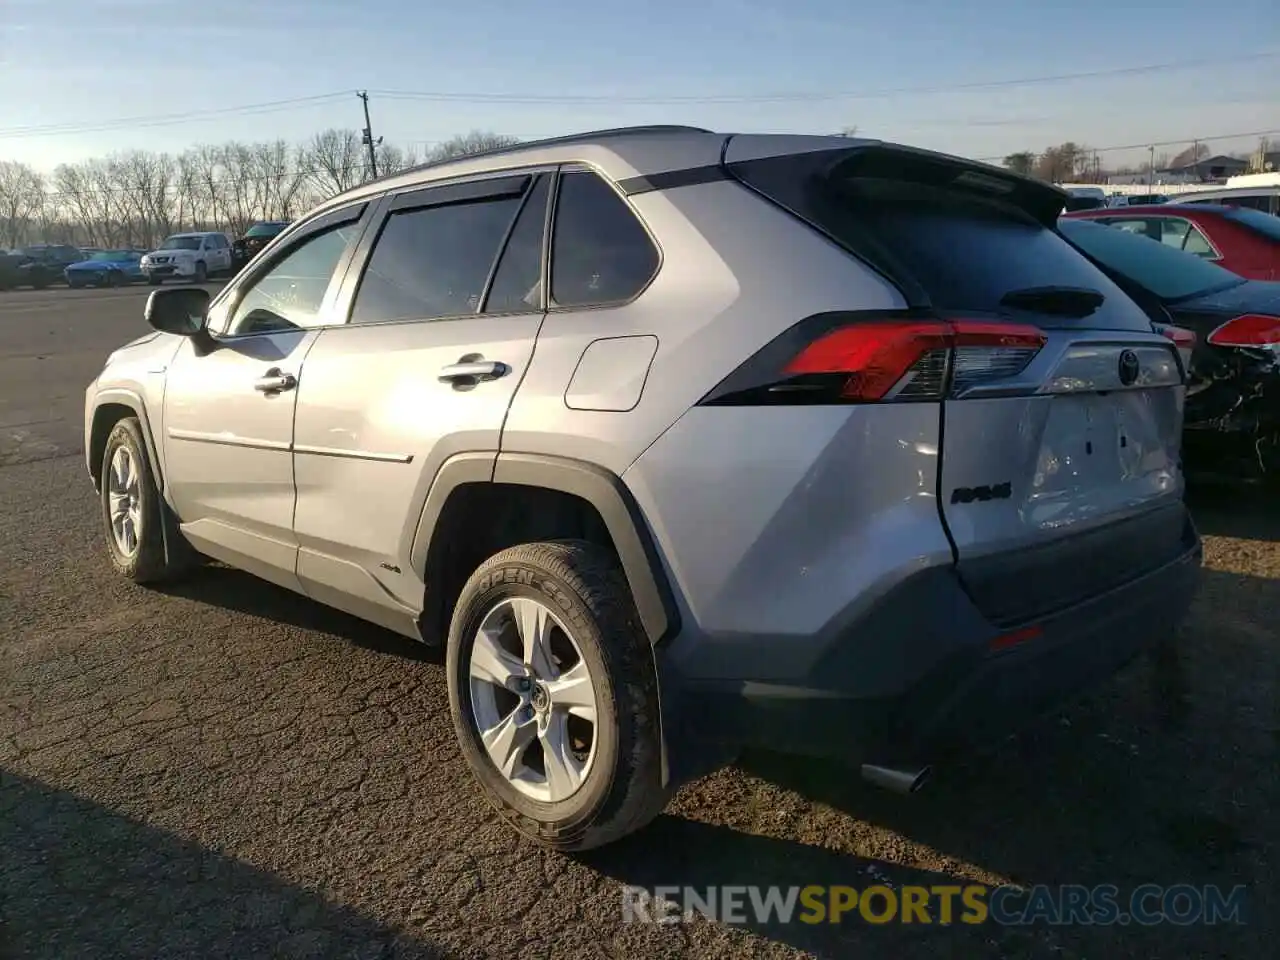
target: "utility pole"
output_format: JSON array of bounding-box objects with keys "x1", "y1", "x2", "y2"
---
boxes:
[
  {"x1": 358, "y1": 91, "x2": 381, "y2": 180},
  {"x1": 1148, "y1": 145, "x2": 1155, "y2": 190}
]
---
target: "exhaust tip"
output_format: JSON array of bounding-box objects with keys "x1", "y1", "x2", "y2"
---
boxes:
[{"x1": 861, "y1": 763, "x2": 932, "y2": 795}]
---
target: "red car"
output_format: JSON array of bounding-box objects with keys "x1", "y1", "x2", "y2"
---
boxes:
[{"x1": 1062, "y1": 203, "x2": 1280, "y2": 281}]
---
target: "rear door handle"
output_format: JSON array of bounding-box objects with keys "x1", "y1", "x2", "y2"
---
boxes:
[
  {"x1": 438, "y1": 360, "x2": 509, "y2": 383},
  {"x1": 254, "y1": 368, "x2": 297, "y2": 393}
]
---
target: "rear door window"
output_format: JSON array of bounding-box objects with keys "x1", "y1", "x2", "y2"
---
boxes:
[{"x1": 483, "y1": 174, "x2": 550, "y2": 314}]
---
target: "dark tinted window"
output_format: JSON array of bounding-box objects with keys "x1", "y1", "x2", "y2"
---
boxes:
[
  {"x1": 730, "y1": 151, "x2": 1151, "y2": 330},
  {"x1": 1063, "y1": 196, "x2": 1105, "y2": 211},
  {"x1": 246, "y1": 222, "x2": 288, "y2": 238},
  {"x1": 483, "y1": 175, "x2": 549, "y2": 314},
  {"x1": 226, "y1": 220, "x2": 359, "y2": 335},
  {"x1": 351, "y1": 195, "x2": 522, "y2": 324},
  {"x1": 550, "y1": 171, "x2": 658, "y2": 306},
  {"x1": 1058, "y1": 218, "x2": 1244, "y2": 302},
  {"x1": 1220, "y1": 194, "x2": 1273, "y2": 213}
]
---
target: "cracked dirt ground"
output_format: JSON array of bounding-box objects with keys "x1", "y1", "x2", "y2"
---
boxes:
[{"x1": 1, "y1": 287, "x2": 1277, "y2": 959}]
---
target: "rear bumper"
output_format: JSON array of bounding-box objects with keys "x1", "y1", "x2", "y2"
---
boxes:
[{"x1": 657, "y1": 507, "x2": 1202, "y2": 768}]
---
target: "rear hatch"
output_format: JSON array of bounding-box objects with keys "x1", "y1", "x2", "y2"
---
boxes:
[{"x1": 725, "y1": 140, "x2": 1191, "y2": 626}]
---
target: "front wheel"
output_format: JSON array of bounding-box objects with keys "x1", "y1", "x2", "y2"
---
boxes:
[
  {"x1": 446, "y1": 540, "x2": 669, "y2": 851},
  {"x1": 146, "y1": 275, "x2": 161, "y2": 286},
  {"x1": 100, "y1": 417, "x2": 192, "y2": 584},
  {"x1": 193, "y1": 261, "x2": 207, "y2": 284},
  {"x1": 105, "y1": 270, "x2": 122, "y2": 288}
]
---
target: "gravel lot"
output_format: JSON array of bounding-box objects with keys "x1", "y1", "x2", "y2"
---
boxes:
[{"x1": 1, "y1": 286, "x2": 1276, "y2": 959}]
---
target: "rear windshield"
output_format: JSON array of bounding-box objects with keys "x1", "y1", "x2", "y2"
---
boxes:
[
  {"x1": 1058, "y1": 218, "x2": 1245, "y2": 302},
  {"x1": 245, "y1": 222, "x2": 287, "y2": 237},
  {"x1": 1064, "y1": 196, "x2": 1106, "y2": 211},
  {"x1": 729, "y1": 152, "x2": 1151, "y2": 329}
]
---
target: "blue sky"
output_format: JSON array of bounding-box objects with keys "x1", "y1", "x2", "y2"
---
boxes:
[{"x1": 2, "y1": 0, "x2": 1277, "y2": 172}]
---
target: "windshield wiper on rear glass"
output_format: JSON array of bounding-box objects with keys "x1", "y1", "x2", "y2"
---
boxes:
[{"x1": 999, "y1": 285, "x2": 1105, "y2": 318}]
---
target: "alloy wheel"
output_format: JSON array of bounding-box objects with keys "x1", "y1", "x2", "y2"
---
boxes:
[
  {"x1": 467, "y1": 596, "x2": 600, "y2": 802},
  {"x1": 106, "y1": 445, "x2": 142, "y2": 558}
]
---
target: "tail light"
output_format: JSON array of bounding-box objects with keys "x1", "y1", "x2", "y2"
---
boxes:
[
  {"x1": 1153, "y1": 322, "x2": 1196, "y2": 374},
  {"x1": 700, "y1": 314, "x2": 1046, "y2": 406},
  {"x1": 1206, "y1": 314, "x2": 1280, "y2": 349}
]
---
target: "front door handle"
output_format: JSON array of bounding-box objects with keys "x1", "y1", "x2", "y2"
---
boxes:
[
  {"x1": 438, "y1": 360, "x2": 509, "y2": 383},
  {"x1": 254, "y1": 368, "x2": 297, "y2": 394}
]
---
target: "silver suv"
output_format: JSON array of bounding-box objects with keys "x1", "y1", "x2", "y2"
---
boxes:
[{"x1": 84, "y1": 126, "x2": 1203, "y2": 850}]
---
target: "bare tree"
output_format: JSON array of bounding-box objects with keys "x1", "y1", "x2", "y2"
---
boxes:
[
  {"x1": 426, "y1": 131, "x2": 520, "y2": 163},
  {"x1": 247, "y1": 140, "x2": 308, "y2": 220},
  {"x1": 1169, "y1": 142, "x2": 1210, "y2": 168},
  {"x1": 375, "y1": 141, "x2": 420, "y2": 179},
  {"x1": 172, "y1": 151, "x2": 201, "y2": 232},
  {"x1": 0, "y1": 161, "x2": 46, "y2": 247},
  {"x1": 304, "y1": 128, "x2": 366, "y2": 198},
  {"x1": 1003, "y1": 151, "x2": 1037, "y2": 176}
]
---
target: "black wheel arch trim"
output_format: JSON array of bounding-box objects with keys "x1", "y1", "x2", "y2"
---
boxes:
[
  {"x1": 412, "y1": 452, "x2": 680, "y2": 647},
  {"x1": 89, "y1": 390, "x2": 164, "y2": 492},
  {"x1": 88, "y1": 390, "x2": 187, "y2": 568}
]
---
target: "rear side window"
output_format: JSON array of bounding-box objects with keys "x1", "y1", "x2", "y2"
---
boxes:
[
  {"x1": 550, "y1": 170, "x2": 658, "y2": 307},
  {"x1": 350, "y1": 194, "x2": 523, "y2": 324},
  {"x1": 1218, "y1": 193, "x2": 1272, "y2": 213}
]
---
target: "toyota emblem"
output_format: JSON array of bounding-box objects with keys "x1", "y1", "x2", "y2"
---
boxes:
[{"x1": 1118, "y1": 349, "x2": 1140, "y2": 386}]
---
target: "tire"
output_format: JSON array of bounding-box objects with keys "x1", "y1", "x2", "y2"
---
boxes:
[
  {"x1": 447, "y1": 540, "x2": 669, "y2": 851},
  {"x1": 147, "y1": 275, "x2": 161, "y2": 286},
  {"x1": 99, "y1": 417, "x2": 194, "y2": 584},
  {"x1": 105, "y1": 270, "x2": 121, "y2": 288},
  {"x1": 193, "y1": 261, "x2": 207, "y2": 284}
]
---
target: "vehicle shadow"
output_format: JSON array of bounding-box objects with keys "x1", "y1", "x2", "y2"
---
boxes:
[
  {"x1": 156, "y1": 563, "x2": 441, "y2": 665},
  {"x1": 1186, "y1": 482, "x2": 1280, "y2": 541},
  {"x1": 588, "y1": 566, "x2": 1277, "y2": 959},
  {"x1": 0, "y1": 768, "x2": 445, "y2": 960}
]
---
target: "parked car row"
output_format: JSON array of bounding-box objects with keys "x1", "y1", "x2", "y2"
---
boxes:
[{"x1": 0, "y1": 221, "x2": 293, "y2": 292}]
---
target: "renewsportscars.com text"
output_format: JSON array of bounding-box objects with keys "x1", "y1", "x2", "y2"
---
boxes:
[{"x1": 622, "y1": 883, "x2": 1248, "y2": 927}]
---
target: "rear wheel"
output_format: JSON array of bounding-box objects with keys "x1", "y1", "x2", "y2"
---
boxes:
[
  {"x1": 105, "y1": 270, "x2": 122, "y2": 288},
  {"x1": 447, "y1": 540, "x2": 669, "y2": 851}
]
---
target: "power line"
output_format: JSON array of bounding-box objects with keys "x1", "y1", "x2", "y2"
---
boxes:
[
  {"x1": 371, "y1": 51, "x2": 1280, "y2": 105},
  {"x1": 973, "y1": 126, "x2": 1280, "y2": 162},
  {"x1": 0, "y1": 92, "x2": 355, "y2": 140},
  {"x1": 2, "y1": 50, "x2": 1274, "y2": 143}
]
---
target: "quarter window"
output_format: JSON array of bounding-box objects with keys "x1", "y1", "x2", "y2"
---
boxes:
[
  {"x1": 1158, "y1": 218, "x2": 1192, "y2": 248},
  {"x1": 550, "y1": 170, "x2": 658, "y2": 307},
  {"x1": 1181, "y1": 225, "x2": 1216, "y2": 258},
  {"x1": 350, "y1": 194, "x2": 523, "y2": 324},
  {"x1": 225, "y1": 220, "x2": 359, "y2": 335}
]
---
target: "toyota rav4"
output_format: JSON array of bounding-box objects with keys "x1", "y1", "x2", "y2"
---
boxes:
[{"x1": 84, "y1": 126, "x2": 1202, "y2": 851}]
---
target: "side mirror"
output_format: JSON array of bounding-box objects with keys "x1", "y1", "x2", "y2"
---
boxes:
[{"x1": 145, "y1": 286, "x2": 211, "y2": 337}]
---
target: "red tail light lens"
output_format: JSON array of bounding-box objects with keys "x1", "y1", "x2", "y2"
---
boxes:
[
  {"x1": 779, "y1": 318, "x2": 1045, "y2": 402},
  {"x1": 1153, "y1": 322, "x2": 1196, "y2": 374},
  {"x1": 1206, "y1": 314, "x2": 1280, "y2": 348}
]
